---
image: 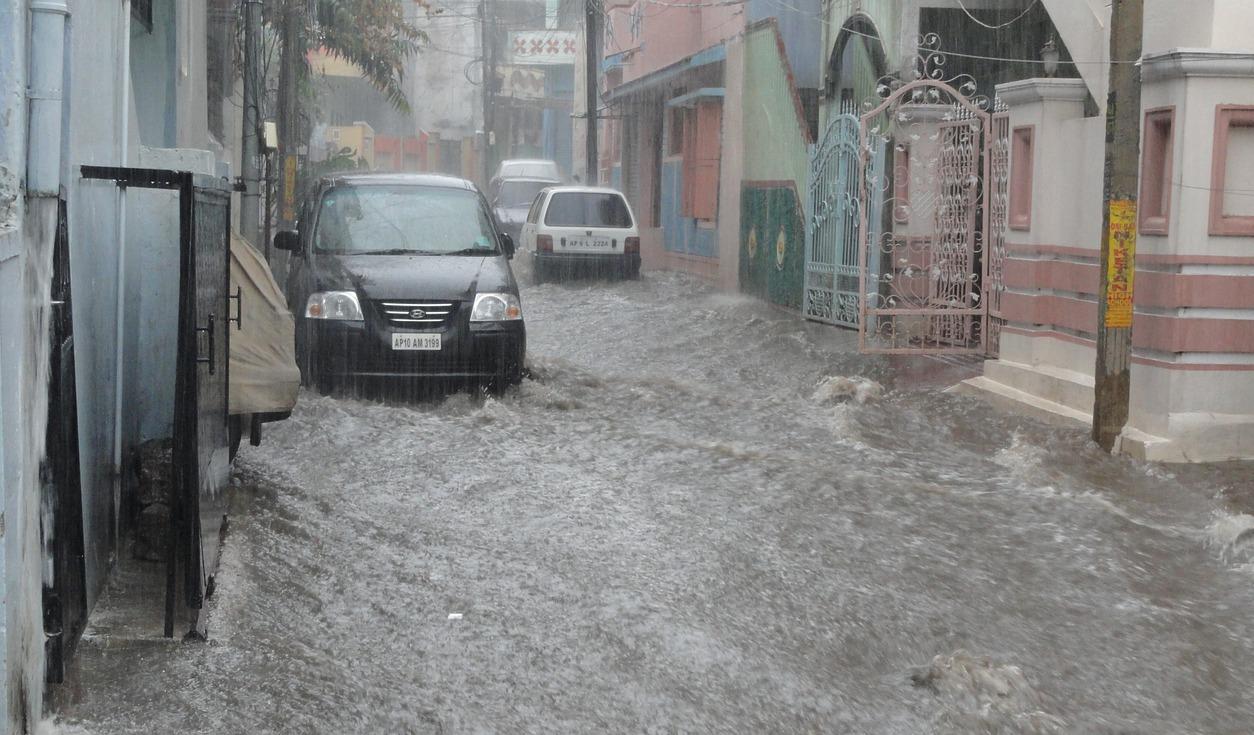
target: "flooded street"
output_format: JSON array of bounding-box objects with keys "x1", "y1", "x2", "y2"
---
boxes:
[{"x1": 59, "y1": 273, "x2": 1254, "y2": 734}]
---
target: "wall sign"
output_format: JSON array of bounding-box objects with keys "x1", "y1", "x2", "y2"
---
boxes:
[
  {"x1": 509, "y1": 31, "x2": 578, "y2": 65},
  {"x1": 1104, "y1": 199, "x2": 1137, "y2": 328}
]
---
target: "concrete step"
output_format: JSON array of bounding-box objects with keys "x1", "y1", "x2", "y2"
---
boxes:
[
  {"x1": 982, "y1": 359, "x2": 1094, "y2": 415},
  {"x1": 954, "y1": 374, "x2": 1091, "y2": 429}
]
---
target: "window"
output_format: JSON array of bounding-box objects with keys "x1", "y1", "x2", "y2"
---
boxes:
[
  {"x1": 1139, "y1": 108, "x2": 1174, "y2": 235},
  {"x1": 682, "y1": 101, "x2": 722, "y2": 220},
  {"x1": 1009, "y1": 126, "x2": 1034, "y2": 231},
  {"x1": 544, "y1": 192, "x2": 634, "y2": 228},
  {"x1": 1210, "y1": 105, "x2": 1254, "y2": 236},
  {"x1": 526, "y1": 194, "x2": 547, "y2": 224},
  {"x1": 132, "y1": 0, "x2": 153, "y2": 31},
  {"x1": 206, "y1": 0, "x2": 235, "y2": 142},
  {"x1": 668, "y1": 107, "x2": 687, "y2": 156}
]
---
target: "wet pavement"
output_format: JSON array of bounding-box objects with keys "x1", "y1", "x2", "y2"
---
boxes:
[{"x1": 56, "y1": 272, "x2": 1254, "y2": 734}]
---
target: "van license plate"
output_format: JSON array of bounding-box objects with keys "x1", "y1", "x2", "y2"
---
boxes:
[
  {"x1": 392, "y1": 333, "x2": 442, "y2": 351},
  {"x1": 568, "y1": 237, "x2": 612, "y2": 251}
]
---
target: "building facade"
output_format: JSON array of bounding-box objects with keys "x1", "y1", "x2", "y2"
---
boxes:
[
  {"x1": 1, "y1": 1, "x2": 245, "y2": 728},
  {"x1": 600, "y1": 0, "x2": 1254, "y2": 462},
  {"x1": 966, "y1": 0, "x2": 1254, "y2": 462},
  {"x1": 597, "y1": 0, "x2": 823, "y2": 290}
]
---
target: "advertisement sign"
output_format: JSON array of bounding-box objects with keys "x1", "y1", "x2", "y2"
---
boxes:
[
  {"x1": 499, "y1": 66, "x2": 547, "y2": 100},
  {"x1": 1104, "y1": 199, "x2": 1137, "y2": 328},
  {"x1": 509, "y1": 31, "x2": 578, "y2": 65},
  {"x1": 282, "y1": 154, "x2": 298, "y2": 222}
]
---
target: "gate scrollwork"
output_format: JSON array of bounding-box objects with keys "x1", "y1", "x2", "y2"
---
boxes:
[{"x1": 856, "y1": 34, "x2": 995, "y2": 354}]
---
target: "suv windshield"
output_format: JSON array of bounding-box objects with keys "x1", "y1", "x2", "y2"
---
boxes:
[
  {"x1": 544, "y1": 192, "x2": 633, "y2": 228},
  {"x1": 497, "y1": 180, "x2": 552, "y2": 210},
  {"x1": 314, "y1": 185, "x2": 498, "y2": 255}
]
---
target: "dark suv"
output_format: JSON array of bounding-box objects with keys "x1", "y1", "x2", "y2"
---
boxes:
[{"x1": 274, "y1": 173, "x2": 525, "y2": 393}]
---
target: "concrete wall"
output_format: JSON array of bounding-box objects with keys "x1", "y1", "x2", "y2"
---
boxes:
[
  {"x1": 0, "y1": 0, "x2": 24, "y2": 723},
  {"x1": 1143, "y1": 0, "x2": 1254, "y2": 53},
  {"x1": 1126, "y1": 50, "x2": 1254, "y2": 460},
  {"x1": 740, "y1": 22, "x2": 810, "y2": 309},
  {"x1": 714, "y1": 37, "x2": 744, "y2": 292},
  {"x1": 130, "y1": 0, "x2": 178, "y2": 148},
  {"x1": 0, "y1": 0, "x2": 245, "y2": 721},
  {"x1": 969, "y1": 35, "x2": 1254, "y2": 461},
  {"x1": 604, "y1": 0, "x2": 743, "y2": 87},
  {"x1": 747, "y1": 0, "x2": 822, "y2": 90},
  {"x1": 1211, "y1": 0, "x2": 1254, "y2": 50},
  {"x1": 67, "y1": 0, "x2": 132, "y2": 610}
]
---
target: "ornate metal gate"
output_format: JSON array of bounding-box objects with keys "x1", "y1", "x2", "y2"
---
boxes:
[
  {"x1": 986, "y1": 107, "x2": 1011, "y2": 358},
  {"x1": 857, "y1": 37, "x2": 995, "y2": 354},
  {"x1": 804, "y1": 109, "x2": 863, "y2": 327}
]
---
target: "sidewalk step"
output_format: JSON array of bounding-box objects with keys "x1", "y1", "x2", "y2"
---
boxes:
[{"x1": 955, "y1": 375, "x2": 1091, "y2": 428}]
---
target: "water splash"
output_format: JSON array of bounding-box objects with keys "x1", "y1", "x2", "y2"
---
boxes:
[
  {"x1": 812, "y1": 375, "x2": 884, "y2": 405},
  {"x1": 992, "y1": 430, "x2": 1046, "y2": 473},
  {"x1": 1206, "y1": 512, "x2": 1254, "y2": 566},
  {"x1": 911, "y1": 650, "x2": 1065, "y2": 734}
]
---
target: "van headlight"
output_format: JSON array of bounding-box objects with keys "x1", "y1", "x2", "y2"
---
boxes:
[
  {"x1": 305, "y1": 291, "x2": 364, "y2": 320},
  {"x1": 470, "y1": 292, "x2": 523, "y2": 322}
]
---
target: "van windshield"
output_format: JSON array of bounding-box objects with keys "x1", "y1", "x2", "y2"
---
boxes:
[
  {"x1": 544, "y1": 192, "x2": 634, "y2": 228},
  {"x1": 497, "y1": 180, "x2": 552, "y2": 209},
  {"x1": 500, "y1": 161, "x2": 559, "y2": 179},
  {"x1": 314, "y1": 185, "x2": 498, "y2": 255}
]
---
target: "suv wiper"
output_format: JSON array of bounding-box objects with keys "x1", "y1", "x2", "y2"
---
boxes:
[{"x1": 440, "y1": 247, "x2": 496, "y2": 256}]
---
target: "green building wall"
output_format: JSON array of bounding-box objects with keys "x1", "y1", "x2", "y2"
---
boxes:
[{"x1": 739, "y1": 22, "x2": 812, "y2": 310}]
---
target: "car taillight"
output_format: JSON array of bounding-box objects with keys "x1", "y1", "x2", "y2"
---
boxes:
[
  {"x1": 624, "y1": 236, "x2": 640, "y2": 254},
  {"x1": 537, "y1": 234, "x2": 553, "y2": 252}
]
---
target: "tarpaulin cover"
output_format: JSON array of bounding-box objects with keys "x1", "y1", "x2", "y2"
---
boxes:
[{"x1": 229, "y1": 232, "x2": 301, "y2": 415}]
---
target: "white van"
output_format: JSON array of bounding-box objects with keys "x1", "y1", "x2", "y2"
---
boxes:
[{"x1": 521, "y1": 186, "x2": 640, "y2": 282}]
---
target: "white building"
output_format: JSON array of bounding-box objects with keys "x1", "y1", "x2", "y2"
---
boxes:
[
  {"x1": 0, "y1": 1, "x2": 242, "y2": 728},
  {"x1": 411, "y1": 0, "x2": 485, "y2": 177},
  {"x1": 962, "y1": 0, "x2": 1254, "y2": 462}
]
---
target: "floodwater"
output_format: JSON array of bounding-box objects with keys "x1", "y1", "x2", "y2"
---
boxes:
[{"x1": 57, "y1": 272, "x2": 1254, "y2": 734}]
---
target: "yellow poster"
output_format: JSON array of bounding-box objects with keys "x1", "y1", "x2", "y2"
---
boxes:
[
  {"x1": 282, "y1": 155, "x2": 298, "y2": 222},
  {"x1": 1105, "y1": 200, "x2": 1137, "y2": 328}
]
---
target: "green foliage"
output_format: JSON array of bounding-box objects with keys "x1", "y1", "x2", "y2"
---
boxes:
[
  {"x1": 298, "y1": 146, "x2": 367, "y2": 194},
  {"x1": 265, "y1": 0, "x2": 426, "y2": 113}
]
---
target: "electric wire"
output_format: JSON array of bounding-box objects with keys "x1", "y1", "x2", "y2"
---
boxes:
[{"x1": 954, "y1": 0, "x2": 1040, "y2": 30}]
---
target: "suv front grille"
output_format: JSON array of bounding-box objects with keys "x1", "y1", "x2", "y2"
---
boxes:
[{"x1": 378, "y1": 300, "x2": 458, "y2": 328}]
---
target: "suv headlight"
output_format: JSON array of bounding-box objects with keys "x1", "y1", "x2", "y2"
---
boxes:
[
  {"x1": 470, "y1": 292, "x2": 523, "y2": 322},
  {"x1": 306, "y1": 291, "x2": 364, "y2": 321}
]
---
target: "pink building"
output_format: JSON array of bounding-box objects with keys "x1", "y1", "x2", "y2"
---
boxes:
[
  {"x1": 598, "y1": 0, "x2": 746, "y2": 284},
  {"x1": 598, "y1": 0, "x2": 823, "y2": 296}
]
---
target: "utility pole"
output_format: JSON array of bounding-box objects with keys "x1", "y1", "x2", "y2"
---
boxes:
[
  {"x1": 277, "y1": 0, "x2": 303, "y2": 236},
  {"x1": 584, "y1": 0, "x2": 599, "y2": 181},
  {"x1": 480, "y1": 0, "x2": 496, "y2": 185},
  {"x1": 1092, "y1": 0, "x2": 1144, "y2": 451},
  {"x1": 241, "y1": 0, "x2": 262, "y2": 247}
]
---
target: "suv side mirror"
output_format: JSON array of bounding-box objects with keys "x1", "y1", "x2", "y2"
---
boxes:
[
  {"x1": 273, "y1": 230, "x2": 302, "y2": 254},
  {"x1": 500, "y1": 232, "x2": 516, "y2": 259}
]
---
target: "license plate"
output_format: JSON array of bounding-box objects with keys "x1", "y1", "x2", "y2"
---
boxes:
[
  {"x1": 392, "y1": 332, "x2": 441, "y2": 351},
  {"x1": 566, "y1": 237, "x2": 612, "y2": 251}
]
